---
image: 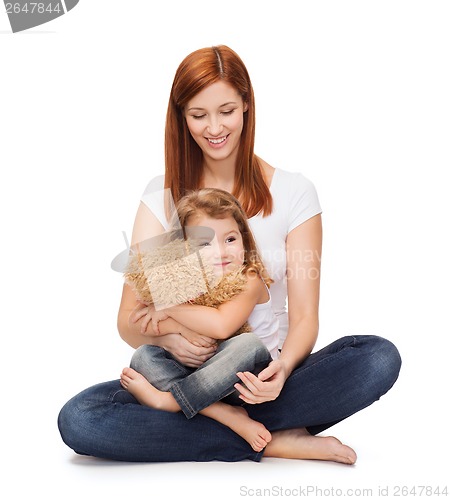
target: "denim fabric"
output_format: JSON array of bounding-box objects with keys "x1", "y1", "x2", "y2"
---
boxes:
[
  {"x1": 130, "y1": 334, "x2": 272, "y2": 418},
  {"x1": 58, "y1": 335, "x2": 401, "y2": 462}
]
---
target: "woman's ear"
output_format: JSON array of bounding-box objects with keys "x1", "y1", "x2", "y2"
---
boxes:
[{"x1": 243, "y1": 101, "x2": 249, "y2": 112}]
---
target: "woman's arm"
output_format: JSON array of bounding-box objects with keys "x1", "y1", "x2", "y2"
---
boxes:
[
  {"x1": 280, "y1": 213, "x2": 322, "y2": 376},
  {"x1": 234, "y1": 214, "x2": 322, "y2": 403},
  {"x1": 118, "y1": 201, "x2": 185, "y2": 347},
  {"x1": 153, "y1": 273, "x2": 264, "y2": 339},
  {"x1": 117, "y1": 283, "x2": 150, "y2": 348},
  {"x1": 117, "y1": 201, "x2": 165, "y2": 347}
]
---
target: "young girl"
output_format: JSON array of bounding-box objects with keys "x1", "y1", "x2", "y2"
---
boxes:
[{"x1": 120, "y1": 188, "x2": 279, "y2": 452}]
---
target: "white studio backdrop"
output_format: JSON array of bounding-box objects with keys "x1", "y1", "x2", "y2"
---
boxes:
[{"x1": 1, "y1": 1, "x2": 449, "y2": 499}]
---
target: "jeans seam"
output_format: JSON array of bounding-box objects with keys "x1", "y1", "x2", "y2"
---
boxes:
[
  {"x1": 286, "y1": 336, "x2": 358, "y2": 384},
  {"x1": 170, "y1": 384, "x2": 196, "y2": 419},
  {"x1": 109, "y1": 388, "x2": 128, "y2": 402}
]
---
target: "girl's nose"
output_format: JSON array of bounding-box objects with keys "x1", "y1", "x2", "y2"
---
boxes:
[
  {"x1": 208, "y1": 237, "x2": 222, "y2": 260},
  {"x1": 214, "y1": 242, "x2": 224, "y2": 258}
]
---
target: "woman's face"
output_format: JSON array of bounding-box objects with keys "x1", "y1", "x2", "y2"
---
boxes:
[{"x1": 184, "y1": 81, "x2": 248, "y2": 165}]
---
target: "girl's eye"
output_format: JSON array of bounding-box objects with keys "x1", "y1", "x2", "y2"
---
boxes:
[
  {"x1": 192, "y1": 114, "x2": 206, "y2": 120},
  {"x1": 226, "y1": 237, "x2": 236, "y2": 243},
  {"x1": 221, "y1": 110, "x2": 235, "y2": 116},
  {"x1": 199, "y1": 241, "x2": 211, "y2": 247}
]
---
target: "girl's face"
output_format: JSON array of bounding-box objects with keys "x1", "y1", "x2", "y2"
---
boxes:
[
  {"x1": 184, "y1": 81, "x2": 248, "y2": 166},
  {"x1": 188, "y1": 214, "x2": 245, "y2": 275}
]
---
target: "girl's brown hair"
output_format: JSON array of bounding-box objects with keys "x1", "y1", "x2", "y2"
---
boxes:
[
  {"x1": 173, "y1": 188, "x2": 273, "y2": 286},
  {"x1": 164, "y1": 45, "x2": 273, "y2": 218}
]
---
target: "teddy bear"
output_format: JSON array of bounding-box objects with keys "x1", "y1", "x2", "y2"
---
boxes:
[{"x1": 123, "y1": 230, "x2": 252, "y2": 336}]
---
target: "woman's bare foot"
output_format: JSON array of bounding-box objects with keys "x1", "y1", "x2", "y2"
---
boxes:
[
  {"x1": 120, "y1": 367, "x2": 180, "y2": 412},
  {"x1": 263, "y1": 428, "x2": 357, "y2": 464},
  {"x1": 202, "y1": 404, "x2": 272, "y2": 453}
]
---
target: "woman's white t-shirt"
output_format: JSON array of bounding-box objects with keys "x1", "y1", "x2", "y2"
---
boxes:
[{"x1": 141, "y1": 168, "x2": 322, "y2": 348}]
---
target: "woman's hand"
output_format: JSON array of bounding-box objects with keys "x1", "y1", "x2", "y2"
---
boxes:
[
  {"x1": 234, "y1": 359, "x2": 289, "y2": 404},
  {"x1": 154, "y1": 333, "x2": 217, "y2": 368},
  {"x1": 179, "y1": 330, "x2": 218, "y2": 348}
]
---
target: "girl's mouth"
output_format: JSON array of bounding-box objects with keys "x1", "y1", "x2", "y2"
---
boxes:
[{"x1": 214, "y1": 261, "x2": 231, "y2": 269}]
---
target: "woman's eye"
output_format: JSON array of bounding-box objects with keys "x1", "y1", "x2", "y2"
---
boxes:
[
  {"x1": 192, "y1": 114, "x2": 206, "y2": 120},
  {"x1": 221, "y1": 110, "x2": 235, "y2": 116}
]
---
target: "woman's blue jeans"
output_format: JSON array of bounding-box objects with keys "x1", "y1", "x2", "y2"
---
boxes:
[
  {"x1": 58, "y1": 335, "x2": 401, "y2": 462},
  {"x1": 130, "y1": 334, "x2": 272, "y2": 418}
]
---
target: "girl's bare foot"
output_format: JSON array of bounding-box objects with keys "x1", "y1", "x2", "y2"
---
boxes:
[
  {"x1": 120, "y1": 367, "x2": 179, "y2": 412},
  {"x1": 230, "y1": 406, "x2": 272, "y2": 452},
  {"x1": 263, "y1": 428, "x2": 357, "y2": 464},
  {"x1": 202, "y1": 404, "x2": 272, "y2": 453}
]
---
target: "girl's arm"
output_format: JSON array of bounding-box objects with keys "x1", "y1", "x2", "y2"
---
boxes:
[
  {"x1": 118, "y1": 283, "x2": 214, "y2": 348},
  {"x1": 153, "y1": 273, "x2": 264, "y2": 339}
]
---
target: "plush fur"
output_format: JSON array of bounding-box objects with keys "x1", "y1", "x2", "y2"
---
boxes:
[{"x1": 124, "y1": 237, "x2": 251, "y2": 335}]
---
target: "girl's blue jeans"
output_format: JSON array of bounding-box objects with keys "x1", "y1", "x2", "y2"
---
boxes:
[
  {"x1": 58, "y1": 335, "x2": 401, "y2": 462},
  {"x1": 130, "y1": 334, "x2": 272, "y2": 418}
]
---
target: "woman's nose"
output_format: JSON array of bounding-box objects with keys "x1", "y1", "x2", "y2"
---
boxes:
[{"x1": 207, "y1": 116, "x2": 223, "y2": 136}]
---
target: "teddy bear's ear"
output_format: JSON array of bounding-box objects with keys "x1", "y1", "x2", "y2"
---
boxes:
[
  {"x1": 111, "y1": 227, "x2": 216, "y2": 273},
  {"x1": 111, "y1": 229, "x2": 186, "y2": 274}
]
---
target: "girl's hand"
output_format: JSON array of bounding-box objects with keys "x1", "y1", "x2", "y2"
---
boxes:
[
  {"x1": 156, "y1": 333, "x2": 217, "y2": 368},
  {"x1": 151, "y1": 309, "x2": 169, "y2": 334},
  {"x1": 129, "y1": 302, "x2": 156, "y2": 335},
  {"x1": 128, "y1": 303, "x2": 167, "y2": 335},
  {"x1": 234, "y1": 359, "x2": 288, "y2": 404}
]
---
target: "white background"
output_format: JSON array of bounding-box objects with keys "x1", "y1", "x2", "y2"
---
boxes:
[{"x1": 1, "y1": 1, "x2": 449, "y2": 498}]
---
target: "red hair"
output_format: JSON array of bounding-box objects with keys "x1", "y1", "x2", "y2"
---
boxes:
[{"x1": 164, "y1": 45, "x2": 273, "y2": 218}]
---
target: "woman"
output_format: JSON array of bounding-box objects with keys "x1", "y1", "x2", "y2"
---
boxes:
[{"x1": 58, "y1": 45, "x2": 401, "y2": 463}]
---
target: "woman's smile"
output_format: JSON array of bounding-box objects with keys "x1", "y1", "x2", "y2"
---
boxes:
[{"x1": 206, "y1": 134, "x2": 230, "y2": 148}]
